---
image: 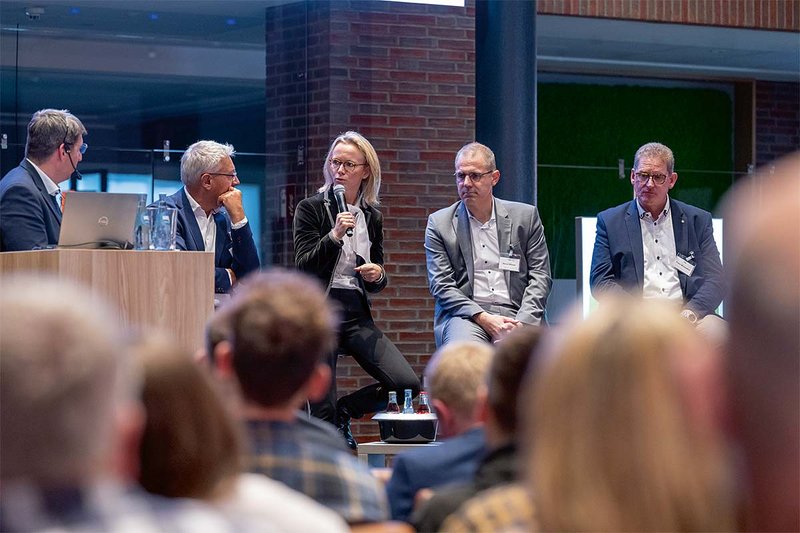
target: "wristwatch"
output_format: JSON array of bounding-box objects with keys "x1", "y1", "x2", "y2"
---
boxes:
[{"x1": 680, "y1": 309, "x2": 698, "y2": 324}]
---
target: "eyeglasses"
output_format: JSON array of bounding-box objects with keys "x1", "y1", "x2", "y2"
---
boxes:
[
  {"x1": 207, "y1": 171, "x2": 238, "y2": 179},
  {"x1": 454, "y1": 170, "x2": 493, "y2": 183},
  {"x1": 64, "y1": 142, "x2": 88, "y2": 154},
  {"x1": 634, "y1": 171, "x2": 668, "y2": 185},
  {"x1": 329, "y1": 159, "x2": 368, "y2": 172}
]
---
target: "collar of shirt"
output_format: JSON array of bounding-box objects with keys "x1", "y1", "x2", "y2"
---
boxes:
[
  {"x1": 636, "y1": 196, "x2": 671, "y2": 223},
  {"x1": 26, "y1": 158, "x2": 60, "y2": 196},
  {"x1": 184, "y1": 187, "x2": 219, "y2": 253},
  {"x1": 184, "y1": 187, "x2": 220, "y2": 218},
  {"x1": 465, "y1": 201, "x2": 496, "y2": 228}
]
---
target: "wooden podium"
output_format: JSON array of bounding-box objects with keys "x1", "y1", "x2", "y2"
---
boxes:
[{"x1": 0, "y1": 249, "x2": 214, "y2": 351}]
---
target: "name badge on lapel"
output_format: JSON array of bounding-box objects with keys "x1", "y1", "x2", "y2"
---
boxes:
[
  {"x1": 499, "y1": 248, "x2": 521, "y2": 272},
  {"x1": 674, "y1": 251, "x2": 696, "y2": 276}
]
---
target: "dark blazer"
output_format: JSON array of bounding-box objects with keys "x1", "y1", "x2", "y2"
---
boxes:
[
  {"x1": 0, "y1": 160, "x2": 62, "y2": 251},
  {"x1": 425, "y1": 198, "x2": 552, "y2": 344},
  {"x1": 160, "y1": 188, "x2": 260, "y2": 293},
  {"x1": 385, "y1": 426, "x2": 486, "y2": 522},
  {"x1": 590, "y1": 198, "x2": 725, "y2": 318},
  {"x1": 293, "y1": 188, "x2": 387, "y2": 296}
]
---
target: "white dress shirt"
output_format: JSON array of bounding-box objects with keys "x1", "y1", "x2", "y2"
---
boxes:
[
  {"x1": 184, "y1": 187, "x2": 217, "y2": 252},
  {"x1": 467, "y1": 204, "x2": 512, "y2": 307},
  {"x1": 638, "y1": 198, "x2": 682, "y2": 301},
  {"x1": 331, "y1": 201, "x2": 372, "y2": 291},
  {"x1": 27, "y1": 158, "x2": 61, "y2": 210}
]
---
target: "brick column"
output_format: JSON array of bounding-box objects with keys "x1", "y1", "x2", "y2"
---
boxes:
[
  {"x1": 755, "y1": 81, "x2": 800, "y2": 167},
  {"x1": 266, "y1": 0, "x2": 475, "y2": 442}
]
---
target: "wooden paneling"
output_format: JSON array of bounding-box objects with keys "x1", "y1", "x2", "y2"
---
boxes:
[{"x1": 0, "y1": 249, "x2": 214, "y2": 351}]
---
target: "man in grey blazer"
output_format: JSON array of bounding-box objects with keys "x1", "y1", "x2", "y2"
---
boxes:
[{"x1": 425, "y1": 142, "x2": 552, "y2": 347}]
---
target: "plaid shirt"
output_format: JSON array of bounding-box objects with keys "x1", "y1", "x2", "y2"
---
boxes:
[
  {"x1": 245, "y1": 419, "x2": 389, "y2": 524},
  {"x1": 440, "y1": 482, "x2": 536, "y2": 532}
]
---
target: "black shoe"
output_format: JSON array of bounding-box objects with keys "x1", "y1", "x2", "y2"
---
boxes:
[{"x1": 336, "y1": 401, "x2": 358, "y2": 451}]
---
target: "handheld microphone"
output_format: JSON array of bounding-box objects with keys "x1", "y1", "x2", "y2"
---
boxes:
[{"x1": 332, "y1": 184, "x2": 353, "y2": 237}]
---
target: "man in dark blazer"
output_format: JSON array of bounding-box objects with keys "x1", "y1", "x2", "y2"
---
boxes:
[
  {"x1": 590, "y1": 142, "x2": 725, "y2": 338},
  {"x1": 425, "y1": 142, "x2": 552, "y2": 347},
  {"x1": 0, "y1": 109, "x2": 87, "y2": 251},
  {"x1": 159, "y1": 140, "x2": 259, "y2": 293},
  {"x1": 385, "y1": 341, "x2": 493, "y2": 523}
]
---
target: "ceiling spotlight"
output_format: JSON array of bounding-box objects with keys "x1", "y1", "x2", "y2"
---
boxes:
[{"x1": 25, "y1": 6, "x2": 45, "y2": 20}]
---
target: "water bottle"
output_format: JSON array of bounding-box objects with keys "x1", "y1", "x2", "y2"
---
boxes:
[
  {"x1": 402, "y1": 388, "x2": 414, "y2": 414},
  {"x1": 151, "y1": 193, "x2": 177, "y2": 250},
  {"x1": 386, "y1": 391, "x2": 400, "y2": 413},
  {"x1": 416, "y1": 391, "x2": 431, "y2": 414},
  {"x1": 134, "y1": 195, "x2": 151, "y2": 250}
]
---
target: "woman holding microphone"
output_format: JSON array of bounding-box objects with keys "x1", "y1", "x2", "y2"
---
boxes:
[{"x1": 294, "y1": 131, "x2": 419, "y2": 450}]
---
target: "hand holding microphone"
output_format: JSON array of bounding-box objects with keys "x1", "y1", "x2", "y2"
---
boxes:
[{"x1": 333, "y1": 184, "x2": 354, "y2": 238}]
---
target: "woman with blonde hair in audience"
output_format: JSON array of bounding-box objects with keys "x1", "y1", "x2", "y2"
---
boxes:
[
  {"x1": 527, "y1": 296, "x2": 734, "y2": 532},
  {"x1": 133, "y1": 335, "x2": 348, "y2": 532}
]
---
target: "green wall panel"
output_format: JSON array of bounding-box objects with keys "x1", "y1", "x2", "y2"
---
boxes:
[{"x1": 537, "y1": 82, "x2": 733, "y2": 279}]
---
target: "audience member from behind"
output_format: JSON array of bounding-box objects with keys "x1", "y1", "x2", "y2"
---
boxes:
[
  {"x1": 158, "y1": 140, "x2": 260, "y2": 294},
  {"x1": 414, "y1": 326, "x2": 544, "y2": 532},
  {"x1": 133, "y1": 335, "x2": 348, "y2": 532},
  {"x1": 0, "y1": 275, "x2": 237, "y2": 532},
  {"x1": 528, "y1": 297, "x2": 734, "y2": 532},
  {"x1": 385, "y1": 341, "x2": 493, "y2": 522},
  {"x1": 0, "y1": 109, "x2": 86, "y2": 251},
  {"x1": 202, "y1": 303, "x2": 350, "y2": 453},
  {"x1": 723, "y1": 153, "x2": 800, "y2": 532},
  {"x1": 212, "y1": 268, "x2": 389, "y2": 524}
]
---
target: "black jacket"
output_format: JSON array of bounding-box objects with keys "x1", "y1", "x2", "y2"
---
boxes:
[{"x1": 293, "y1": 188, "x2": 387, "y2": 297}]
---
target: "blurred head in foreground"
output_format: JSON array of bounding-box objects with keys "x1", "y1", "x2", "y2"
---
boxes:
[
  {"x1": 722, "y1": 152, "x2": 800, "y2": 532},
  {"x1": 0, "y1": 275, "x2": 141, "y2": 486},
  {"x1": 527, "y1": 296, "x2": 733, "y2": 532},
  {"x1": 134, "y1": 335, "x2": 242, "y2": 500},
  {"x1": 222, "y1": 268, "x2": 337, "y2": 412}
]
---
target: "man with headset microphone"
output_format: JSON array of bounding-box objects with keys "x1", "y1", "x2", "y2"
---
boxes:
[{"x1": 0, "y1": 109, "x2": 87, "y2": 251}]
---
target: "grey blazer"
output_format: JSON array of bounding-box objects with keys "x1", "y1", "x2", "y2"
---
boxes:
[{"x1": 424, "y1": 198, "x2": 552, "y2": 345}]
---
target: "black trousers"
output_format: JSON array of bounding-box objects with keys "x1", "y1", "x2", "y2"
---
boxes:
[{"x1": 311, "y1": 288, "x2": 420, "y2": 423}]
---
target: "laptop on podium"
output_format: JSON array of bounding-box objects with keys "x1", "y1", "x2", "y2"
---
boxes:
[{"x1": 58, "y1": 191, "x2": 141, "y2": 249}]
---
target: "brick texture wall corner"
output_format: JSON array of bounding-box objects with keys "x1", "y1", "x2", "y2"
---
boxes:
[{"x1": 756, "y1": 81, "x2": 800, "y2": 167}]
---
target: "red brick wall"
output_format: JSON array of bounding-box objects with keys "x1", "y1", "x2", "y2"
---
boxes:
[
  {"x1": 538, "y1": 0, "x2": 800, "y2": 30},
  {"x1": 267, "y1": 0, "x2": 475, "y2": 442},
  {"x1": 756, "y1": 81, "x2": 800, "y2": 166}
]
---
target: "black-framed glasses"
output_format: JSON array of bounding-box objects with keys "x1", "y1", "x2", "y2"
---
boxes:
[
  {"x1": 64, "y1": 141, "x2": 88, "y2": 154},
  {"x1": 329, "y1": 158, "x2": 368, "y2": 172},
  {"x1": 455, "y1": 170, "x2": 493, "y2": 183},
  {"x1": 634, "y1": 171, "x2": 668, "y2": 185}
]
